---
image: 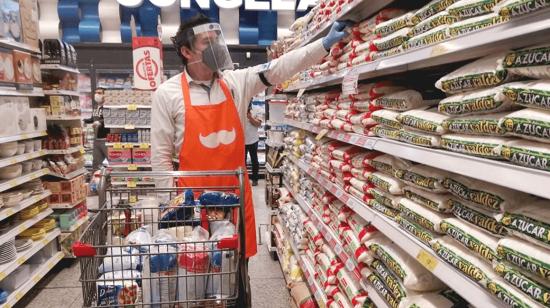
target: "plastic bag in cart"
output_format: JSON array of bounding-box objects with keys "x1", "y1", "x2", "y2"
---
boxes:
[
  {"x1": 159, "y1": 190, "x2": 196, "y2": 229},
  {"x1": 206, "y1": 221, "x2": 237, "y2": 300},
  {"x1": 176, "y1": 226, "x2": 211, "y2": 303},
  {"x1": 98, "y1": 247, "x2": 142, "y2": 274}
]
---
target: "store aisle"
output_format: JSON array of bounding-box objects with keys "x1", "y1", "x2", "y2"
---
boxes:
[{"x1": 15, "y1": 180, "x2": 290, "y2": 308}]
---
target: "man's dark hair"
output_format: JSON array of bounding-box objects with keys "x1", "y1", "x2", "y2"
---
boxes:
[{"x1": 171, "y1": 13, "x2": 211, "y2": 65}]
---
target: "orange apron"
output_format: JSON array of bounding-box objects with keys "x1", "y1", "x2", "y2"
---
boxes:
[{"x1": 177, "y1": 73, "x2": 257, "y2": 258}]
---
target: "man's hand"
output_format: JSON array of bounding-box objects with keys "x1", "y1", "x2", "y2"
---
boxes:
[
  {"x1": 322, "y1": 20, "x2": 354, "y2": 51},
  {"x1": 247, "y1": 112, "x2": 262, "y2": 127}
]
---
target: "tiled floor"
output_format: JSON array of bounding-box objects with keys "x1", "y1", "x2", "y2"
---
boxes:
[{"x1": 14, "y1": 180, "x2": 291, "y2": 308}]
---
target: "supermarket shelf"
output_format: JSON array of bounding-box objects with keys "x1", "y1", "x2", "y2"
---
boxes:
[
  {"x1": 46, "y1": 115, "x2": 82, "y2": 121},
  {"x1": 49, "y1": 197, "x2": 86, "y2": 210},
  {"x1": 0, "y1": 228, "x2": 61, "y2": 282},
  {"x1": 0, "y1": 251, "x2": 64, "y2": 308},
  {"x1": 0, "y1": 150, "x2": 46, "y2": 169},
  {"x1": 45, "y1": 146, "x2": 84, "y2": 155},
  {"x1": 43, "y1": 89, "x2": 80, "y2": 96},
  {"x1": 0, "y1": 87, "x2": 44, "y2": 97},
  {"x1": 40, "y1": 64, "x2": 79, "y2": 74},
  {"x1": 104, "y1": 124, "x2": 151, "y2": 129},
  {"x1": 109, "y1": 163, "x2": 152, "y2": 170},
  {"x1": 296, "y1": 0, "x2": 394, "y2": 48},
  {"x1": 284, "y1": 118, "x2": 550, "y2": 200},
  {"x1": 62, "y1": 215, "x2": 89, "y2": 233},
  {"x1": 0, "y1": 209, "x2": 53, "y2": 246},
  {"x1": 0, "y1": 131, "x2": 47, "y2": 145},
  {"x1": 0, "y1": 169, "x2": 49, "y2": 194},
  {"x1": 0, "y1": 38, "x2": 41, "y2": 54},
  {"x1": 47, "y1": 167, "x2": 87, "y2": 180},
  {"x1": 360, "y1": 281, "x2": 392, "y2": 308},
  {"x1": 285, "y1": 8, "x2": 550, "y2": 92},
  {"x1": 0, "y1": 190, "x2": 52, "y2": 222},
  {"x1": 288, "y1": 155, "x2": 505, "y2": 308},
  {"x1": 265, "y1": 94, "x2": 288, "y2": 102},
  {"x1": 266, "y1": 163, "x2": 282, "y2": 174},
  {"x1": 103, "y1": 105, "x2": 151, "y2": 109},
  {"x1": 105, "y1": 142, "x2": 150, "y2": 147}
]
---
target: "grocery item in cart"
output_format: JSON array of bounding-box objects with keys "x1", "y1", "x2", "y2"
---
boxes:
[
  {"x1": 430, "y1": 236, "x2": 497, "y2": 285},
  {"x1": 398, "y1": 198, "x2": 451, "y2": 233},
  {"x1": 438, "y1": 86, "x2": 515, "y2": 116},
  {"x1": 501, "y1": 80, "x2": 550, "y2": 110},
  {"x1": 440, "y1": 134, "x2": 509, "y2": 159},
  {"x1": 395, "y1": 164, "x2": 450, "y2": 193},
  {"x1": 397, "y1": 290, "x2": 469, "y2": 308},
  {"x1": 399, "y1": 128, "x2": 442, "y2": 148},
  {"x1": 496, "y1": 199, "x2": 550, "y2": 249},
  {"x1": 98, "y1": 247, "x2": 141, "y2": 274},
  {"x1": 447, "y1": 0, "x2": 503, "y2": 20},
  {"x1": 450, "y1": 198, "x2": 508, "y2": 236},
  {"x1": 495, "y1": 0, "x2": 550, "y2": 18},
  {"x1": 442, "y1": 112, "x2": 508, "y2": 135},
  {"x1": 207, "y1": 221, "x2": 237, "y2": 300},
  {"x1": 492, "y1": 260, "x2": 550, "y2": 307},
  {"x1": 496, "y1": 139, "x2": 550, "y2": 172},
  {"x1": 96, "y1": 270, "x2": 141, "y2": 306},
  {"x1": 402, "y1": 25, "x2": 450, "y2": 51},
  {"x1": 396, "y1": 214, "x2": 440, "y2": 246},
  {"x1": 499, "y1": 108, "x2": 550, "y2": 143},
  {"x1": 440, "y1": 217, "x2": 499, "y2": 262},
  {"x1": 448, "y1": 12, "x2": 510, "y2": 37},
  {"x1": 142, "y1": 232, "x2": 178, "y2": 307},
  {"x1": 409, "y1": 11, "x2": 457, "y2": 37},
  {"x1": 158, "y1": 190, "x2": 195, "y2": 229},
  {"x1": 435, "y1": 53, "x2": 514, "y2": 94},
  {"x1": 397, "y1": 107, "x2": 450, "y2": 135},
  {"x1": 502, "y1": 45, "x2": 550, "y2": 79}
]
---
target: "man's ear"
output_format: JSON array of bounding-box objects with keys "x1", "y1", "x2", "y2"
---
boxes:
[{"x1": 180, "y1": 46, "x2": 194, "y2": 60}]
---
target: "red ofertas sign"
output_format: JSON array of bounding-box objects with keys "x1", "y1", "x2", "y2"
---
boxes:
[{"x1": 132, "y1": 37, "x2": 163, "y2": 90}]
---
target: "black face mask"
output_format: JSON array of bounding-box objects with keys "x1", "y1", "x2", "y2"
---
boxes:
[{"x1": 201, "y1": 42, "x2": 233, "y2": 72}]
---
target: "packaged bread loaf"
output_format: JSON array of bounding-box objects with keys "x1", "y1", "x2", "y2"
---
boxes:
[
  {"x1": 442, "y1": 112, "x2": 508, "y2": 135},
  {"x1": 440, "y1": 217, "x2": 500, "y2": 262},
  {"x1": 501, "y1": 80, "x2": 550, "y2": 110},
  {"x1": 440, "y1": 134, "x2": 509, "y2": 159},
  {"x1": 496, "y1": 139, "x2": 550, "y2": 172},
  {"x1": 502, "y1": 44, "x2": 550, "y2": 79}
]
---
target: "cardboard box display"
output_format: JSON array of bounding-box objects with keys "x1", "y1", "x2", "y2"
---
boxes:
[
  {"x1": 132, "y1": 148, "x2": 151, "y2": 164},
  {"x1": 19, "y1": 0, "x2": 39, "y2": 48},
  {"x1": 0, "y1": 48, "x2": 14, "y2": 85},
  {"x1": 12, "y1": 50, "x2": 33, "y2": 88},
  {"x1": 108, "y1": 147, "x2": 132, "y2": 164}
]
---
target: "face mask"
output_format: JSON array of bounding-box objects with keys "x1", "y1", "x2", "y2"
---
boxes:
[
  {"x1": 202, "y1": 42, "x2": 232, "y2": 72},
  {"x1": 94, "y1": 93, "x2": 103, "y2": 103}
]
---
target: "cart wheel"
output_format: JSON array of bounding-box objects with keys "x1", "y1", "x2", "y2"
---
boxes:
[{"x1": 270, "y1": 250, "x2": 278, "y2": 261}]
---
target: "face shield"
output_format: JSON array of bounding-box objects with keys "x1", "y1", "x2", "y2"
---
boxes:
[{"x1": 189, "y1": 23, "x2": 233, "y2": 72}]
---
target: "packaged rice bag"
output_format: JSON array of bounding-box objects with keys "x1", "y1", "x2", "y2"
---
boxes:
[
  {"x1": 374, "y1": 12, "x2": 414, "y2": 37},
  {"x1": 373, "y1": 90, "x2": 425, "y2": 111},
  {"x1": 440, "y1": 134, "x2": 510, "y2": 159},
  {"x1": 440, "y1": 217, "x2": 500, "y2": 262},
  {"x1": 372, "y1": 109, "x2": 403, "y2": 129},
  {"x1": 339, "y1": 225, "x2": 372, "y2": 264},
  {"x1": 397, "y1": 214, "x2": 441, "y2": 247},
  {"x1": 499, "y1": 108, "x2": 550, "y2": 143},
  {"x1": 409, "y1": 11, "x2": 457, "y2": 37},
  {"x1": 403, "y1": 186, "x2": 454, "y2": 213},
  {"x1": 435, "y1": 53, "x2": 514, "y2": 94},
  {"x1": 495, "y1": 0, "x2": 550, "y2": 18},
  {"x1": 368, "y1": 198, "x2": 401, "y2": 219},
  {"x1": 399, "y1": 129, "x2": 442, "y2": 148},
  {"x1": 373, "y1": 125, "x2": 402, "y2": 141},
  {"x1": 492, "y1": 260, "x2": 550, "y2": 307},
  {"x1": 332, "y1": 145, "x2": 364, "y2": 162},
  {"x1": 450, "y1": 199, "x2": 509, "y2": 236},
  {"x1": 398, "y1": 198, "x2": 451, "y2": 233},
  {"x1": 497, "y1": 199, "x2": 550, "y2": 249},
  {"x1": 447, "y1": 0, "x2": 503, "y2": 20},
  {"x1": 346, "y1": 213, "x2": 378, "y2": 243},
  {"x1": 442, "y1": 112, "x2": 508, "y2": 135},
  {"x1": 396, "y1": 164, "x2": 449, "y2": 193},
  {"x1": 366, "y1": 270, "x2": 401, "y2": 308},
  {"x1": 501, "y1": 80, "x2": 550, "y2": 110},
  {"x1": 448, "y1": 12, "x2": 510, "y2": 37},
  {"x1": 367, "y1": 187, "x2": 401, "y2": 209},
  {"x1": 497, "y1": 237, "x2": 550, "y2": 282},
  {"x1": 372, "y1": 45, "x2": 405, "y2": 60},
  {"x1": 350, "y1": 151, "x2": 382, "y2": 168},
  {"x1": 487, "y1": 274, "x2": 547, "y2": 308},
  {"x1": 438, "y1": 86, "x2": 515, "y2": 116},
  {"x1": 369, "y1": 154, "x2": 412, "y2": 177},
  {"x1": 502, "y1": 44, "x2": 550, "y2": 79},
  {"x1": 397, "y1": 107, "x2": 450, "y2": 135},
  {"x1": 370, "y1": 258, "x2": 421, "y2": 301},
  {"x1": 372, "y1": 28, "x2": 412, "y2": 51},
  {"x1": 368, "y1": 172, "x2": 405, "y2": 195},
  {"x1": 496, "y1": 139, "x2": 550, "y2": 172}
]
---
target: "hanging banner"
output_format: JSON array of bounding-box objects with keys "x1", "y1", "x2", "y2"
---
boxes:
[{"x1": 132, "y1": 36, "x2": 163, "y2": 90}]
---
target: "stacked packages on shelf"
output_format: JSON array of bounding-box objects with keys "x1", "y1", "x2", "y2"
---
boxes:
[
  {"x1": 278, "y1": 0, "x2": 550, "y2": 89},
  {"x1": 284, "y1": 127, "x2": 550, "y2": 307}
]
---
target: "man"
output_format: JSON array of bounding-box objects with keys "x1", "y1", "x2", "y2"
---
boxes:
[
  {"x1": 245, "y1": 102, "x2": 262, "y2": 186},
  {"x1": 84, "y1": 88, "x2": 109, "y2": 172},
  {"x1": 151, "y1": 13, "x2": 349, "y2": 261}
]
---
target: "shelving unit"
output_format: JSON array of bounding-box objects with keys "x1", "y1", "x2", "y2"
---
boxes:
[
  {"x1": 0, "y1": 150, "x2": 46, "y2": 169},
  {"x1": 287, "y1": 155, "x2": 505, "y2": 308},
  {"x1": 40, "y1": 64, "x2": 80, "y2": 74},
  {"x1": 0, "y1": 87, "x2": 44, "y2": 97},
  {"x1": 0, "y1": 209, "x2": 54, "y2": 246},
  {"x1": 43, "y1": 90, "x2": 80, "y2": 97},
  {"x1": 0, "y1": 169, "x2": 49, "y2": 193},
  {"x1": 49, "y1": 197, "x2": 86, "y2": 210},
  {"x1": 45, "y1": 146, "x2": 84, "y2": 155},
  {"x1": 0, "y1": 191, "x2": 52, "y2": 221},
  {"x1": 47, "y1": 167, "x2": 87, "y2": 180},
  {"x1": 0, "y1": 132, "x2": 47, "y2": 144},
  {"x1": 45, "y1": 115, "x2": 82, "y2": 121}
]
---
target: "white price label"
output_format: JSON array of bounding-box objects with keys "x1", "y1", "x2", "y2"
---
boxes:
[
  {"x1": 334, "y1": 189, "x2": 343, "y2": 198},
  {"x1": 349, "y1": 135, "x2": 360, "y2": 144},
  {"x1": 348, "y1": 198, "x2": 361, "y2": 209},
  {"x1": 334, "y1": 244, "x2": 343, "y2": 255},
  {"x1": 342, "y1": 69, "x2": 359, "y2": 96},
  {"x1": 345, "y1": 259, "x2": 356, "y2": 272},
  {"x1": 364, "y1": 138, "x2": 377, "y2": 149}
]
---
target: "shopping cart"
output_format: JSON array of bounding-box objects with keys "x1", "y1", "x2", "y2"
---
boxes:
[{"x1": 72, "y1": 169, "x2": 251, "y2": 308}]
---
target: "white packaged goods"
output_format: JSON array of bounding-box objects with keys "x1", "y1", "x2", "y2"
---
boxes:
[
  {"x1": 367, "y1": 172, "x2": 405, "y2": 195},
  {"x1": 448, "y1": 12, "x2": 510, "y2": 37},
  {"x1": 370, "y1": 258, "x2": 421, "y2": 300},
  {"x1": 331, "y1": 145, "x2": 364, "y2": 162},
  {"x1": 430, "y1": 236, "x2": 498, "y2": 286},
  {"x1": 334, "y1": 266, "x2": 369, "y2": 304},
  {"x1": 374, "y1": 12, "x2": 414, "y2": 37},
  {"x1": 497, "y1": 199, "x2": 550, "y2": 249},
  {"x1": 351, "y1": 167, "x2": 372, "y2": 181},
  {"x1": 397, "y1": 290, "x2": 469, "y2": 308},
  {"x1": 492, "y1": 260, "x2": 550, "y2": 307},
  {"x1": 96, "y1": 271, "x2": 141, "y2": 306},
  {"x1": 396, "y1": 214, "x2": 440, "y2": 246},
  {"x1": 370, "y1": 154, "x2": 412, "y2": 177},
  {"x1": 497, "y1": 237, "x2": 550, "y2": 282},
  {"x1": 346, "y1": 213, "x2": 378, "y2": 244},
  {"x1": 435, "y1": 53, "x2": 513, "y2": 94},
  {"x1": 368, "y1": 198, "x2": 401, "y2": 219},
  {"x1": 487, "y1": 274, "x2": 547, "y2": 307},
  {"x1": 371, "y1": 109, "x2": 403, "y2": 129},
  {"x1": 496, "y1": 139, "x2": 550, "y2": 172},
  {"x1": 367, "y1": 187, "x2": 402, "y2": 209},
  {"x1": 403, "y1": 186, "x2": 454, "y2": 213},
  {"x1": 397, "y1": 108, "x2": 450, "y2": 135},
  {"x1": 440, "y1": 134, "x2": 509, "y2": 158},
  {"x1": 338, "y1": 225, "x2": 372, "y2": 264},
  {"x1": 350, "y1": 177, "x2": 372, "y2": 193},
  {"x1": 501, "y1": 80, "x2": 550, "y2": 110},
  {"x1": 502, "y1": 45, "x2": 550, "y2": 79},
  {"x1": 366, "y1": 237, "x2": 446, "y2": 291},
  {"x1": 142, "y1": 244, "x2": 178, "y2": 307},
  {"x1": 440, "y1": 217, "x2": 500, "y2": 262},
  {"x1": 438, "y1": 86, "x2": 515, "y2": 116},
  {"x1": 351, "y1": 152, "x2": 382, "y2": 168},
  {"x1": 402, "y1": 25, "x2": 450, "y2": 51},
  {"x1": 398, "y1": 198, "x2": 451, "y2": 233},
  {"x1": 399, "y1": 129, "x2": 442, "y2": 148},
  {"x1": 372, "y1": 28, "x2": 412, "y2": 51},
  {"x1": 409, "y1": 11, "x2": 457, "y2": 37},
  {"x1": 443, "y1": 174, "x2": 534, "y2": 212},
  {"x1": 442, "y1": 112, "x2": 508, "y2": 135},
  {"x1": 499, "y1": 108, "x2": 550, "y2": 143},
  {"x1": 451, "y1": 198, "x2": 509, "y2": 236},
  {"x1": 495, "y1": 0, "x2": 550, "y2": 18},
  {"x1": 447, "y1": 0, "x2": 503, "y2": 20},
  {"x1": 412, "y1": 0, "x2": 460, "y2": 24},
  {"x1": 372, "y1": 90, "x2": 425, "y2": 111},
  {"x1": 366, "y1": 270, "x2": 401, "y2": 308},
  {"x1": 395, "y1": 164, "x2": 450, "y2": 193}
]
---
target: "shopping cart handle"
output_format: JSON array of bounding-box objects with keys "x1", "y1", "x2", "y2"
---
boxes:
[
  {"x1": 217, "y1": 234, "x2": 238, "y2": 249},
  {"x1": 72, "y1": 241, "x2": 97, "y2": 257}
]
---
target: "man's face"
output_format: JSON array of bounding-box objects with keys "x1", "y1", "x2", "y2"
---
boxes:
[{"x1": 182, "y1": 31, "x2": 219, "y2": 72}]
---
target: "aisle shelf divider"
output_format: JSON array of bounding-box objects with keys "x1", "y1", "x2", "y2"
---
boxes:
[
  {"x1": 284, "y1": 118, "x2": 550, "y2": 200},
  {"x1": 287, "y1": 155, "x2": 504, "y2": 308}
]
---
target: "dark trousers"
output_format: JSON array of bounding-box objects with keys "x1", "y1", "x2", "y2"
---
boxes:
[{"x1": 245, "y1": 142, "x2": 259, "y2": 181}]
